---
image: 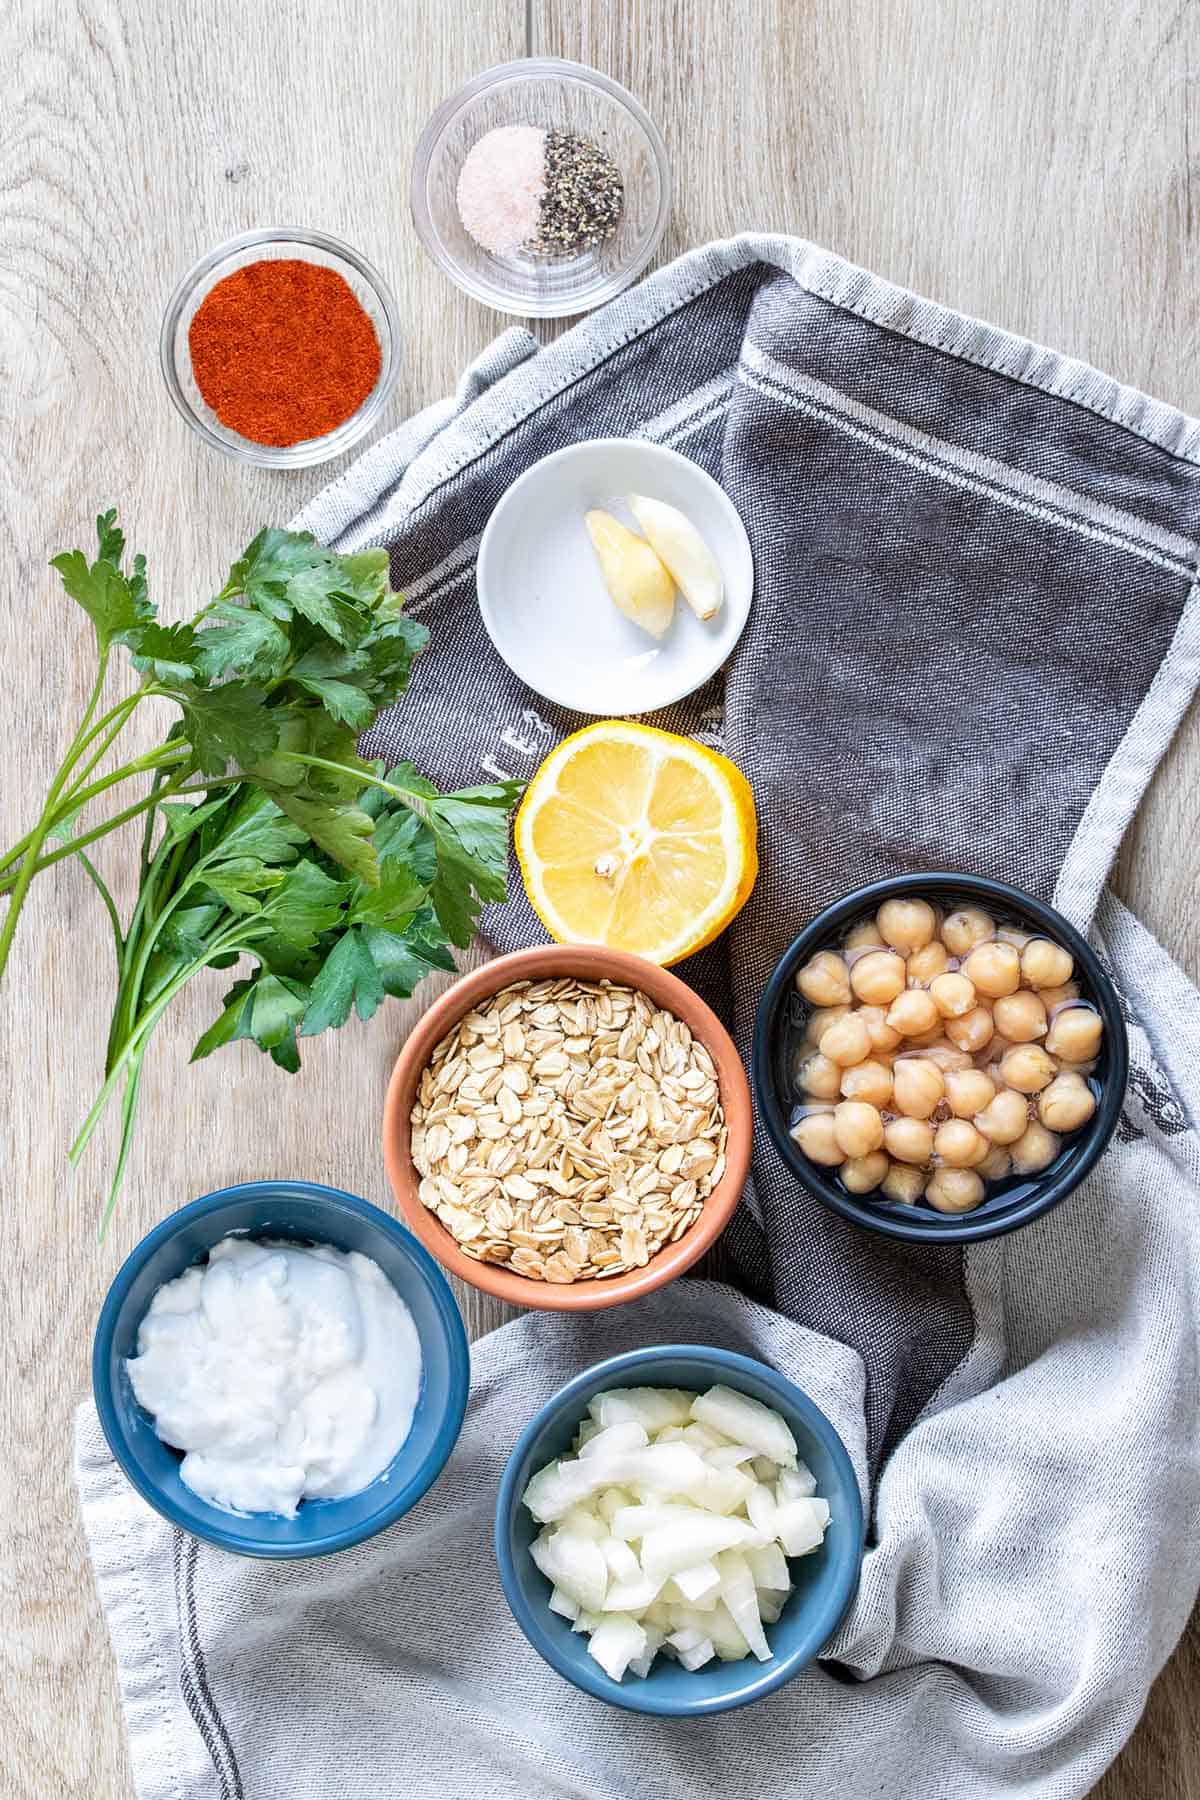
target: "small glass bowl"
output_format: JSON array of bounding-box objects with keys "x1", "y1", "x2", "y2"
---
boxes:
[
  {"x1": 160, "y1": 227, "x2": 402, "y2": 469},
  {"x1": 411, "y1": 58, "x2": 671, "y2": 318}
]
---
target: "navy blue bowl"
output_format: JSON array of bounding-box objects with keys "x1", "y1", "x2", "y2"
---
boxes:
[
  {"x1": 753, "y1": 872, "x2": 1130, "y2": 1244},
  {"x1": 93, "y1": 1180, "x2": 469, "y2": 1557},
  {"x1": 495, "y1": 1346, "x2": 863, "y2": 1715}
]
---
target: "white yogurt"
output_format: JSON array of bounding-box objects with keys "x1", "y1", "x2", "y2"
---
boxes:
[{"x1": 126, "y1": 1236, "x2": 422, "y2": 1517}]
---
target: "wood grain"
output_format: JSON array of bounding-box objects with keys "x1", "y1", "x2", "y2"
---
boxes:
[{"x1": 0, "y1": 0, "x2": 1196, "y2": 1795}]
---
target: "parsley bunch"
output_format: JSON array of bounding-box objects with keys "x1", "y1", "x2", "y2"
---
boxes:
[{"x1": 0, "y1": 513, "x2": 519, "y2": 1227}]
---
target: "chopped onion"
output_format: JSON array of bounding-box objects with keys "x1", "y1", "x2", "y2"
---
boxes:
[{"x1": 521, "y1": 1381, "x2": 833, "y2": 1681}]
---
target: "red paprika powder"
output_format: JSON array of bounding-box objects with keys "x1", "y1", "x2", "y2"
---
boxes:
[{"x1": 188, "y1": 259, "x2": 382, "y2": 447}]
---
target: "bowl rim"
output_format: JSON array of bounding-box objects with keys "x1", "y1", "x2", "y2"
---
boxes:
[
  {"x1": 493, "y1": 1343, "x2": 865, "y2": 1715},
  {"x1": 475, "y1": 437, "x2": 755, "y2": 714},
  {"x1": 409, "y1": 56, "x2": 672, "y2": 319},
  {"x1": 92, "y1": 1179, "x2": 469, "y2": 1557},
  {"x1": 382, "y1": 945, "x2": 752, "y2": 1311},
  {"x1": 752, "y1": 871, "x2": 1130, "y2": 1244},
  {"x1": 159, "y1": 225, "x2": 402, "y2": 468}
]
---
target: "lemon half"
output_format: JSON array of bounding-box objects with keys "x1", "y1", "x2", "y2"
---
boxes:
[{"x1": 515, "y1": 721, "x2": 758, "y2": 966}]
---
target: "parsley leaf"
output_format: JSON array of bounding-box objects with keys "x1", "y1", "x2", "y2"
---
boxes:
[
  {"x1": 196, "y1": 602, "x2": 290, "y2": 682},
  {"x1": 129, "y1": 622, "x2": 201, "y2": 684},
  {"x1": 199, "y1": 859, "x2": 287, "y2": 916},
  {"x1": 268, "y1": 793, "x2": 379, "y2": 886},
  {"x1": 287, "y1": 644, "x2": 377, "y2": 729},
  {"x1": 191, "y1": 971, "x2": 309, "y2": 1064},
  {"x1": 300, "y1": 929, "x2": 385, "y2": 1032},
  {"x1": 203, "y1": 789, "x2": 307, "y2": 864},
  {"x1": 262, "y1": 858, "x2": 350, "y2": 949},
  {"x1": 50, "y1": 547, "x2": 153, "y2": 652},
  {"x1": 180, "y1": 683, "x2": 280, "y2": 776}
]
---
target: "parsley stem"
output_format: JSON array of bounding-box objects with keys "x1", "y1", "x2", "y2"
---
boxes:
[
  {"x1": 73, "y1": 925, "x2": 250, "y2": 1168},
  {"x1": 63, "y1": 686, "x2": 155, "y2": 798},
  {"x1": 78, "y1": 854, "x2": 124, "y2": 967},
  {"x1": 0, "y1": 653, "x2": 111, "y2": 983},
  {"x1": 0, "y1": 742, "x2": 189, "y2": 878},
  {"x1": 97, "y1": 1053, "x2": 146, "y2": 1242},
  {"x1": 0, "y1": 770, "x2": 238, "y2": 897}
]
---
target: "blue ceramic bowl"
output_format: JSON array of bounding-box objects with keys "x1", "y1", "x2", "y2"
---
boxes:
[
  {"x1": 93, "y1": 1180, "x2": 469, "y2": 1558},
  {"x1": 753, "y1": 872, "x2": 1130, "y2": 1244},
  {"x1": 495, "y1": 1346, "x2": 864, "y2": 1715}
]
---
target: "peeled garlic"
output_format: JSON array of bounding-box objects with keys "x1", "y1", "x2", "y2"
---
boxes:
[
  {"x1": 585, "y1": 510, "x2": 675, "y2": 640},
  {"x1": 629, "y1": 495, "x2": 723, "y2": 622}
]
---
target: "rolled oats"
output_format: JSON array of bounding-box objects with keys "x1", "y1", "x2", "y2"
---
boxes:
[{"x1": 410, "y1": 978, "x2": 726, "y2": 1282}]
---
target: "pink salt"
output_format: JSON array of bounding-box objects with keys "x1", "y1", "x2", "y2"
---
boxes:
[{"x1": 456, "y1": 125, "x2": 547, "y2": 256}]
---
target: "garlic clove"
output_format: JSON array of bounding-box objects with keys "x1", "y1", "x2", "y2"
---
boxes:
[
  {"x1": 629, "y1": 495, "x2": 723, "y2": 622},
  {"x1": 584, "y1": 509, "x2": 676, "y2": 640}
]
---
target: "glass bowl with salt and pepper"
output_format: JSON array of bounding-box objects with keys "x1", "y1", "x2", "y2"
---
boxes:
[{"x1": 411, "y1": 58, "x2": 671, "y2": 318}]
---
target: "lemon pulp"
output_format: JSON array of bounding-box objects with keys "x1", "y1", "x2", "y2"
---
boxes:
[{"x1": 515, "y1": 722, "x2": 757, "y2": 966}]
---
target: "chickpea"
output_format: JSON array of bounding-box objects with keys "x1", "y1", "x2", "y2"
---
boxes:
[
  {"x1": 843, "y1": 919, "x2": 885, "y2": 952},
  {"x1": 883, "y1": 1116, "x2": 935, "y2": 1164},
  {"x1": 1038, "y1": 1071, "x2": 1097, "y2": 1133},
  {"x1": 1038, "y1": 981, "x2": 1080, "y2": 1011},
  {"x1": 906, "y1": 941, "x2": 950, "y2": 985},
  {"x1": 1045, "y1": 1004, "x2": 1103, "y2": 1063},
  {"x1": 944, "y1": 1068, "x2": 996, "y2": 1117},
  {"x1": 881, "y1": 1161, "x2": 927, "y2": 1204},
  {"x1": 929, "y1": 971, "x2": 976, "y2": 1018},
  {"x1": 806, "y1": 1004, "x2": 851, "y2": 1044},
  {"x1": 877, "y1": 896, "x2": 937, "y2": 954},
  {"x1": 1010, "y1": 1121, "x2": 1061, "y2": 1174},
  {"x1": 796, "y1": 1051, "x2": 844, "y2": 1101},
  {"x1": 992, "y1": 990, "x2": 1048, "y2": 1043},
  {"x1": 977, "y1": 1145, "x2": 1012, "y2": 1182},
  {"x1": 1000, "y1": 1044, "x2": 1057, "y2": 1093},
  {"x1": 923, "y1": 1044, "x2": 975, "y2": 1072},
  {"x1": 849, "y1": 950, "x2": 907, "y2": 1005},
  {"x1": 820, "y1": 1013, "x2": 873, "y2": 1067},
  {"x1": 790, "y1": 1110, "x2": 843, "y2": 1166},
  {"x1": 926, "y1": 1168, "x2": 986, "y2": 1213},
  {"x1": 974, "y1": 1087, "x2": 1031, "y2": 1145},
  {"x1": 941, "y1": 906, "x2": 994, "y2": 957},
  {"x1": 891, "y1": 1057, "x2": 944, "y2": 1120},
  {"x1": 858, "y1": 1004, "x2": 901, "y2": 1054},
  {"x1": 795, "y1": 950, "x2": 851, "y2": 1007},
  {"x1": 1021, "y1": 938, "x2": 1074, "y2": 990},
  {"x1": 834, "y1": 1100, "x2": 885, "y2": 1158},
  {"x1": 945, "y1": 1006, "x2": 995, "y2": 1053},
  {"x1": 840, "y1": 1150, "x2": 889, "y2": 1194},
  {"x1": 961, "y1": 941, "x2": 1021, "y2": 999},
  {"x1": 841, "y1": 1059, "x2": 894, "y2": 1107},
  {"x1": 934, "y1": 1119, "x2": 989, "y2": 1167},
  {"x1": 886, "y1": 989, "x2": 941, "y2": 1038}
]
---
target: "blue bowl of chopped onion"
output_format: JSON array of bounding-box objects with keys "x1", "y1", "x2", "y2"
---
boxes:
[{"x1": 495, "y1": 1346, "x2": 864, "y2": 1714}]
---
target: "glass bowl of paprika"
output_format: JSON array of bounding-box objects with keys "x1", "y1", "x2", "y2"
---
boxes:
[{"x1": 160, "y1": 227, "x2": 402, "y2": 468}]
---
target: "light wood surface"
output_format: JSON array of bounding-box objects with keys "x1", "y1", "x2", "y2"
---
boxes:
[{"x1": 1, "y1": 1, "x2": 1196, "y2": 1795}]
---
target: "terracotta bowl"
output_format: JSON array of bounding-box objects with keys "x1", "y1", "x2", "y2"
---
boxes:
[{"x1": 382, "y1": 945, "x2": 751, "y2": 1311}]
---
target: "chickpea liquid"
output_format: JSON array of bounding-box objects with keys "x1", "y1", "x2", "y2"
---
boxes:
[{"x1": 789, "y1": 897, "x2": 1102, "y2": 1214}]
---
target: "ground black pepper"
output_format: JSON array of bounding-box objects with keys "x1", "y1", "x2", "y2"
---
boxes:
[{"x1": 531, "y1": 131, "x2": 624, "y2": 257}]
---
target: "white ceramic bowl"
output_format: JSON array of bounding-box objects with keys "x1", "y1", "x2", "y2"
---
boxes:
[
  {"x1": 476, "y1": 439, "x2": 754, "y2": 714},
  {"x1": 411, "y1": 59, "x2": 671, "y2": 318}
]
